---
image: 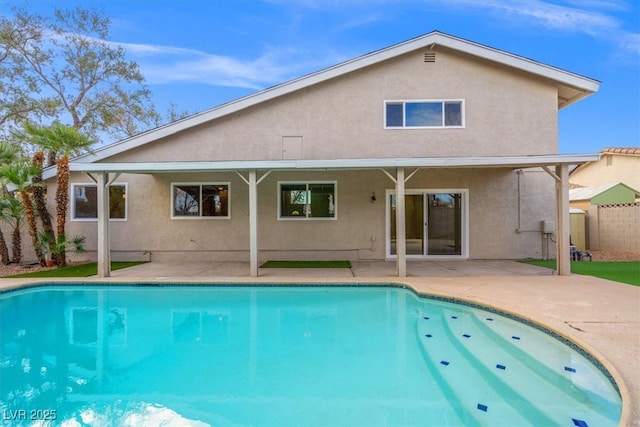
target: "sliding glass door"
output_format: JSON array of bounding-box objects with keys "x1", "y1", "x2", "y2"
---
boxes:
[{"x1": 387, "y1": 190, "x2": 467, "y2": 258}]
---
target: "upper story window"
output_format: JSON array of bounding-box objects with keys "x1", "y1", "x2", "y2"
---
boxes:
[
  {"x1": 71, "y1": 183, "x2": 127, "y2": 221},
  {"x1": 278, "y1": 182, "x2": 336, "y2": 220},
  {"x1": 385, "y1": 100, "x2": 464, "y2": 128},
  {"x1": 172, "y1": 183, "x2": 230, "y2": 219}
]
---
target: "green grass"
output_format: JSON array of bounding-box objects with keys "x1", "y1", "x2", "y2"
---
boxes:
[
  {"x1": 520, "y1": 260, "x2": 640, "y2": 286},
  {"x1": 6, "y1": 261, "x2": 147, "y2": 278},
  {"x1": 260, "y1": 260, "x2": 352, "y2": 268}
]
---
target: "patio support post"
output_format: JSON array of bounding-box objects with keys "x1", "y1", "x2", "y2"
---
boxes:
[
  {"x1": 249, "y1": 169, "x2": 258, "y2": 277},
  {"x1": 396, "y1": 167, "x2": 407, "y2": 277},
  {"x1": 97, "y1": 172, "x2": 111, "y2": 277},
  {"x1": 556, "y1": 164, "x2": 571, "y2": 276}
]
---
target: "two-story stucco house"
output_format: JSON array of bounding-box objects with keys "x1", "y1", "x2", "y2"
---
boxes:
[{"x1": 44, "y1": 31, "x2": 600, "y2": 277}]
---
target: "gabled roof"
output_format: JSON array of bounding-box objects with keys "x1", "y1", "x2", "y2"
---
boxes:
[
  {"x1": 72, "y1": 30, "x2": 600, "y2": 166},
  {"x1": 569, "y1": 182, "x2": 640, "y2": 201}
]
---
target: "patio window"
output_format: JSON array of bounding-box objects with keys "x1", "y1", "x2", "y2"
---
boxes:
[
  {"x1": 69, "y1": 307, "x2": 127, "y2": 346},
  {"x1": 279, "y1": 182, "x2": 336, "y2": 219},
  {"x1": 172, "y1": 183, "x2": 230, "y2": 218},
  {"x1": 385, "y1": 100, "x2": 464, "y2": 128},
  {"x1": 71, "y1": 183, "x2": 127, "y2": 221}
]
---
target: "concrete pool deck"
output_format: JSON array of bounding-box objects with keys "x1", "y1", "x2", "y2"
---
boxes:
[{"x1": 1, "y1": 260, "x2": 638, "y2": 425}]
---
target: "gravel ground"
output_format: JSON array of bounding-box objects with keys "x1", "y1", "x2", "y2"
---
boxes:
[{"x1": 1, "y1": 251, "x2": 638, "y2": 277}]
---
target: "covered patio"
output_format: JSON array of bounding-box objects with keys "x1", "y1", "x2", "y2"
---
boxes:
[{"x1": 62, "y1": 153, "x2": 598, "y2": 278}]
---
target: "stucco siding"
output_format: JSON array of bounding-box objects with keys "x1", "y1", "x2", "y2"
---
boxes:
[
  {"x1": 59, "y1": 167, "x2": 555, "y2": 262},
  {"x1": 105, "y1": 47, "x2": 559, "y2": 164},
  {"x1": 570, "y1": 155, "x2": 640, "y2": 190}
]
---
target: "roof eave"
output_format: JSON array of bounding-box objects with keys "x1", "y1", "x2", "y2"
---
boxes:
[{"x1": 43, "y1": 154, "x2": 599, "y2": 178}]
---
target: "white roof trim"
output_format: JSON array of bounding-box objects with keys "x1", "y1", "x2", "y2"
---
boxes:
[
  {"x1": 73, "y1": 31, "x2": 600, "y2": 165},
  {"x1": 52, "y1": 154, "x2": 598, "y2": 177}
]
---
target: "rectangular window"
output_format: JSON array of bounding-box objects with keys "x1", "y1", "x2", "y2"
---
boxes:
[
  {"x1": 69, "y1": 307, "x2": 127, "y2": 346},
  {"x1": 279, "y1": 182, "x2": 336, "y2": 219},
  {"x1": 385, "y1": 100, "x2": 464, "y2": 128},
  {"x1": 172, "y1": 183, "x2": 230, "y2": 218},
  {"x1": 71, "y1": 183, "x2": 127, "y2": 221}
]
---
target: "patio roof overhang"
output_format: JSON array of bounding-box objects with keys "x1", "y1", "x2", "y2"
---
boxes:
[
  {"x1": 64, "y1": 153, "x2": 598, "y2": 279},
  {"x1": 60, "y1": 153, "x2": 599, "y2": 175}
]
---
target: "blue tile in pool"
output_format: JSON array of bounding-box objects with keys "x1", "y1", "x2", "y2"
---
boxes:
[
  {"x1": 565, "y1": 366, "x2": 577, "y2": 373},
  {"x1": 451, "y1": 315, "x2": 458, "y2": 319},
  {"x1": 423, "y1": 316, "x2": 430, "y2": 320},
  {"x1": 572, "y1": 419, "x2": 588, "y2": 427},
  {"x1": 463, "y1": 334, "x2": 471, "y2": 338},
  {"x1": 512, "y1": 336, "x2": 521, "y2": 340},
  {"x1": 496, "y1": 364, "x2": 506, "y2": 370},
  {"x1": 440, "y1": 360, "x2": 450, "y2": 366},
  {"x1": 425, "y1": 334, "x2": 433, "y2": 338},
  {"x1": 477, "y1": 404, "x2": 488, "y2": 412},
  {"x1": 486, "y1": 318, "x2": 494, "y2": 321}
]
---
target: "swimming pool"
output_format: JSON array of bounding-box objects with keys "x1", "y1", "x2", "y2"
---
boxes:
[{"x1": 0, "y1": 284, "x2": 621, "y2": 426}]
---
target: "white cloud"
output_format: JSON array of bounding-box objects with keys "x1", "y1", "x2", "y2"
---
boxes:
[
  {"x1": 427, "y1": 0, "x2": 639, "y2": 60},
  {"x1": 116, "y1": 41, "x2": 338, "y2": 89},
  {"x1": 112, "y1": 0, "x2": 638, "y2": 90}
]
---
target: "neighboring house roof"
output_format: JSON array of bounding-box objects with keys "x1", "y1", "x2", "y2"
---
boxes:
[
  {"x1": 569, "y1": 182, "x2": 640, "y2": 202},
  {"x1": 64, "y1": 30, "x2": 600, "y2": 168},
  {"x1": 568, "y1": 146, "x2": 640, "y2": 186},
  {"x1": 600, "y1": 147, "x2": 640, "y2": 156},
  {"x1": 569, "y1": 147, "x2": 640, "y2": 177}
]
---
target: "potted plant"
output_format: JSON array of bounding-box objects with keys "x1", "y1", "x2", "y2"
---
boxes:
[{"x1": 37, "y1": 231, "x2": 86, "y2": 267}]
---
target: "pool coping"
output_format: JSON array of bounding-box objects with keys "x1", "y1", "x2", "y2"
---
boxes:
[{"x1": 0, "y1": 274, "x2": 636, "y2": 426}]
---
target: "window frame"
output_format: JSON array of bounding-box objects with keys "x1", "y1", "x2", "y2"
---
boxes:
[
  {"x1": 384, "y1": 99, "x2": 465, "y2": 129},
  {"x1": 171, "y1": 182, "x2": 231, "y2": 220},
  {"x1": 70, "y1": 182, "x2": 128, "y2": 222},
  {"x1": 69, "y1": 306, "x2": 127, "y2": 347},
  {"x1": 277, "y1": 181, "x2": 338, "y2": 220}
]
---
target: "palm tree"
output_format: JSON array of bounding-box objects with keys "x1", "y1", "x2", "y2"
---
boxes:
[
  {"x1": 25, "y1": 123, "x2": 93, "y2": 266},
  {"x1": 0, "y1": 194, "x2": 12, "y2": 265},
  {"x1": 0, "y1": 142, "x2": 22, "y2": 264},
  {"x1": 0, "y1": 195, "x2": 25, "y2": 263},
  {"x1": 31, "y1": 151, "x2": 57, "y2": 263},
  {"x1": 0, "y1": 161, "x2": 43, "y2": 264}
]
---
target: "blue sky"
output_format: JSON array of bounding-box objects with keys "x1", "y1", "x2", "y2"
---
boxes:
[{"x1": 4, "y1": 0, "x2": 639, "y2": 154}]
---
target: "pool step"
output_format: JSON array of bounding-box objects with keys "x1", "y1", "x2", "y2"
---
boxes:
[
  {"x1": 416, "y1": 314, "x2": 535, "y2": 426},
  {"x1": 415, "y1": 308, "x2": 619, "y2": 426},
  {"x1": 464, "y1": 310, "x2": 620, "y2": 424}
]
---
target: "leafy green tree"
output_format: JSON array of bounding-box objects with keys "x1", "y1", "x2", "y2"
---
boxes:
[{"x1": 0, "y1": 6, "x2": 159, "y2": 144}]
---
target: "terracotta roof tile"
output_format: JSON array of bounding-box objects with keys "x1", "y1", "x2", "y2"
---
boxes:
[{"x1": 601, "y1": 147, "x2": 640, "y2": 155}]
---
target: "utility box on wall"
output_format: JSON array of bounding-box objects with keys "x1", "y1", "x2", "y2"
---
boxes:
[{"x1": 541, "y1": 220, "x2": 555, "y2": 234}]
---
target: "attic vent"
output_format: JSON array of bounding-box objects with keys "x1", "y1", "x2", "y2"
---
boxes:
[{"x1": 424, "y1": 52, "x2": 436, "y2": 63}]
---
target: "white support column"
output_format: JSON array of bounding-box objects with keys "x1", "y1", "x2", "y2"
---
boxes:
[
  {"x1": 97, "y1": 172, "x2": 111, "y2": 277},
  {"x1": 556, "y1": 164, "x2": 571, "y2": 276},
  {"x1": 396, "y1": 167, "x2": 407, "y2": 277},
  {"x1": 249, "y1": 169, "x2": 258, "y2": 277}
]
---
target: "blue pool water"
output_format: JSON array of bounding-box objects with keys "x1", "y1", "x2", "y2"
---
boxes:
[{"x1": 0, "y1": 284, "x2": 622, "y2": 426}]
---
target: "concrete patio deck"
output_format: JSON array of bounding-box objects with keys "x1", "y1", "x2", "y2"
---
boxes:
[{"x1": 1, "y1": 260, "x2": 638, "y2": 425}]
